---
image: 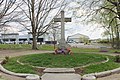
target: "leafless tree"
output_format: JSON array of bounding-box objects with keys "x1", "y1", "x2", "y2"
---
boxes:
[
  {"x1": 48, "y1": 23, "x2": 61, "y2": 49},
  {"x1": 73, "y1": 0, "x2": 120, "y2": 49},
  {"x1": 0, "y1": 0, "x2": 17, "y2": 29},
  {"x1": 16, "y1": 0, "x2": 66, "y2": 49}
]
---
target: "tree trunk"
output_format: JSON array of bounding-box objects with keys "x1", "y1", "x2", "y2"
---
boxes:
[
  {"x1": 116, "y1": 26, "x2": 120, "y2": 49},
  {"x1": 53, "y1": 33, "x2": 56, "y2": 49},
  {"x1": 32, "y1": 33, "x2": 38, "y2": 50},
  {"x1": 31, "y1": 0, "x2": 38, "y2": 50},
  {"x1": 111, "y1": 26, "x2": 115, "y2": 48}
]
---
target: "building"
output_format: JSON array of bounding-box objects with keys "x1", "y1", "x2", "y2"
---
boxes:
[
  {"x1": 0, "y1": 32, "x2": 60, "y2": 44},
  {"x1": 67, "y1": 33, "x2": 90, "y2": 43},
  {"x1": 0, "y1": 25, "x2": 60, "y2": 44},
  {"x1": 1, "y1": 33, "x2": 19, "y2": 44},
  {"x1": 0, "y1": 33, "x2": 44, "y2": 44}
]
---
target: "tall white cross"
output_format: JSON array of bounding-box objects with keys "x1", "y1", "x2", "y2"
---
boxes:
[{"x1": 54, "y1": 11, "x2": 71, "y2": 49}]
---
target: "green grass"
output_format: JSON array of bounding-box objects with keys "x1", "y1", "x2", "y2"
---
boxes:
[
  {"x1": 71, "y1": 47, "x2": 99, "y2": 53},
  {"x1": 18, "y1": 53, "x2": 106, "y2": 68},
  {"x1": 3, "y1": 52, "x2": 120, "y2": 74},
  {"x1": 84, "y1": 56, "x2": 120, "y2": 74},
  {"x1": 1, "y1": 44, "x2": 120, "y2": 74},
  {"x1": 3, "y1": 57, "x2": 35, "y2": 74},
  {"x1": 38, "y1": 44, "x2": 54, "y2": 51},
  {"x1": 0, "y1": 44, "x2": 54, "y2": 50},
  {"x1": 3, "y1": 53, "x2": 106, "y2": 73},
  {"x1": 0, "y1": 44, "x2": 119, "y2": 53},
  {"x1": 0, "y1": 44, "x2": 32, "y2": 50}
]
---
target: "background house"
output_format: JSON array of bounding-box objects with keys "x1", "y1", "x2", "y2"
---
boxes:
[{"x1": 67, "y1": 33, "x2": 90, "y2": 43}]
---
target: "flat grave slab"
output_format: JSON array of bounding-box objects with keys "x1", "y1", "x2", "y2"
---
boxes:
[
  {"x1": 41, "y1": 73, "x2": 81, "y2": 80},
  {"x1": 43, "y1": 68, "x2": 75, "y2": 73}
]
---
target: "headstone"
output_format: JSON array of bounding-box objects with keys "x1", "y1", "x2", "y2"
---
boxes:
[{"x1": 26, "y1": 75, "x2": 40, "y2": 80}]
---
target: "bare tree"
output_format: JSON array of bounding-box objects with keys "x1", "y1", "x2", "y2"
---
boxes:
[
  {"x1": 16, "y1": 0, "x2": 66, "y2": 49},
  {"x1": 96, "y1": 0, "x2": 120, "y2": 49},
  {"x1": 48, "y1": 23, "x2": 61, "y2": 49},
  {"x1": 72, "y1": 0, "x2": 120, "y2": 49},
  {"x1": 0, "y1": 0, "x2": 17, "y2": 28}
]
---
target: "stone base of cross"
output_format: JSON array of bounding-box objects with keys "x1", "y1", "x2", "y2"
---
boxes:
[
  {"x1": 58, "y1": 39, "x2": 70, "y2": 49},
  {"x1": 55, "y1": 42, "x2": 72, "y2": 55},
  {"x1": 54, "y1": 11, "x2": 72, "y2": 54}
]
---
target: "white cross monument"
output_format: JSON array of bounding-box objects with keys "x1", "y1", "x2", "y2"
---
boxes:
[{"x1": 54, "y1": 11, "x2": 71, "y2": 49}]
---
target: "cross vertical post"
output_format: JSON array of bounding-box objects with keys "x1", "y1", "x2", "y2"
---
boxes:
[
  {"x1": 54, "y1": 10, "x2": 71, "y2": 50},
  {"x1": 61, "y1": 11, "x2": 65, "y2": 42}
]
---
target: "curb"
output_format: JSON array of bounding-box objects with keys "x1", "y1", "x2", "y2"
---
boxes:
[
  {"x1": 26, "y1": 75, "x2": 40, "y2": 80},
  {"x1": 82, "y1": 67, "x2": 120, "y2": 80},
  {"x1": 82, "y1": 75, "x2": 96, "y2": 80},
  {"x1": 0, "y1": 60, "x2": 34, "y2": 77}
]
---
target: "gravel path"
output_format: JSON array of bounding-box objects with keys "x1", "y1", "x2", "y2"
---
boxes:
[{"x1": 0, "y1": 50, "x2": 120, "y2": 80}]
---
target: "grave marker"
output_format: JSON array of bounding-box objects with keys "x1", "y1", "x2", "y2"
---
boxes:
[{"x1": 54, "y1": 11, "x2": 71, "y2": 49}]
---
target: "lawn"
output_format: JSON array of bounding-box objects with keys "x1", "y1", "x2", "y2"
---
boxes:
[
  {"x1": 0, "y1": 44, "x2": 54, "y2": 50},
  {"x1": 18, "y1": 53, "x2": 106, "y2": 68},
  {"x1": 0, "y1": 44, "x2": 32, "y2": 50},
  {"x1": 0, "y1": 44, "x2": 119, "y2": 53},
  {"x1": 84, "y1": 56, "x2": 120, "y2": 74},
  {"x1": 3, "y1": 57, "x2": 35, "y2": 74},
  {"x1": 3, "y1": 53, "x2": 107, "y2": 73},
  {"x1": 3, "y1": 53, "x2": 120, "y2": 75},
  {"x1": 1, "y1": 44, "x2": 120, "y2": 75}
]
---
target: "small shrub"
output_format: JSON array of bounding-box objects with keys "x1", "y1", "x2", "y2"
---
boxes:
[
  {"x1": 115, "y1": 55, "x2": 120, "y2": 62},
  {"x1": 2, "y1": 59, "x2": 8, "y2": 64},
  {"x1": 75, "y1": 67, "x2": 85, "y2": 75},
  {"x1": 5, "y1": 56, "x2": 9, "y2": 61},
  {"x1": 114, "y1": 51, "x2": 120, "y2": 54},
  {"x1": 1, "y1": 56, "x2": 9, "y2": 64}
]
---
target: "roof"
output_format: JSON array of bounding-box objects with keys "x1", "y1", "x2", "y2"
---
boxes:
[
  {"x1": 1, "y1": 33, "x2": 19, "y2": 35},
  {"x1": 69, "y1": 33, "x2": 89, "y2": 39}
]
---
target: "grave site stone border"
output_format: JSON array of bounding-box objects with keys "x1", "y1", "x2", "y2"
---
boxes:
[
  {"x1": 16, "y1": 55, "x2": 109, "y2": 69},
  {"x1": 1, "y1": 54, "x2": 120, "y2": 80}
]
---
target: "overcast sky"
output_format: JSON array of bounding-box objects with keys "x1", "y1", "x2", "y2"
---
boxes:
[
  {"x1": 64, "y1": 1, "x2": 105, "y2": 39},
  {"x1": 2, "y1": 0, "x2": 105, "y2": 39}
]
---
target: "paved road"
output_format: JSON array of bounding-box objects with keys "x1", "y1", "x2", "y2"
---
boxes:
[{"x1": 69, "y1": 43, "x2": 111, "y2": 48}]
